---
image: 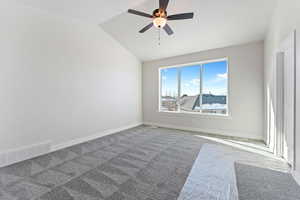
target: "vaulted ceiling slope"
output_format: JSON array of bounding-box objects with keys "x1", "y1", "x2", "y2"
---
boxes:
[
  {"x1": 101, "y1": 0, "x2": 276, "y2": 61},
  {"x1": 14, "y1": 0, "x2": 276, "y2": 61},
  {"x1": 14, "y1": 0, "x2": 147, "y2": 23}
]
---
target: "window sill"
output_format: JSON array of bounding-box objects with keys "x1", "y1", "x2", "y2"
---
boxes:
[{"x1": 157, "y1": 110, "x2": 232, "y2": 119}]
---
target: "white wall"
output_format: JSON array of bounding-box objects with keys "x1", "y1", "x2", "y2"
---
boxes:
[
  {"x1": 0, "y1": 2, "x2": 142, "y2": 153},
  {"x1": 264, "y1": 0, "x2": 300, "y2": 182},
  {"x1": 143, "y1": 42, "x2": 264, "y2": 140}
]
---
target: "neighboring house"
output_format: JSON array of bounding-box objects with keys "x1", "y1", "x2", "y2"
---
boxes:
[
  {"x1": 180, "y1": 95, "x2": 199, "y2": 111},
  {"x1": 180, "y1": 94, "x2": 227, "y2": 112},
  {"x1": 202, "y1": 94, "x2": 227, "y2": 105}
]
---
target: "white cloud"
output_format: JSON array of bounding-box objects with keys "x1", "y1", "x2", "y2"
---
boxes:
[
  {"x1": 206, "y1": 73, "x2": 228, "y2": 84},
  {"x1": 217, "y1": 73, "x2": 228, "y2": 80},
  {"x1": 190, "y1": 79, "x2": 200, "y2": 86}
]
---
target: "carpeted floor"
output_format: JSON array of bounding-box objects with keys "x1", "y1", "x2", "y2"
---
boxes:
[
  {"x1": 0, "y1": 126, "x2": 298, "y2": 200},
  {"x1": 235, "y1": 163, "x2": 300, "y2": 200},
  {"x1": 0, "y1": 126, "x2": 206, "y2": 200}
]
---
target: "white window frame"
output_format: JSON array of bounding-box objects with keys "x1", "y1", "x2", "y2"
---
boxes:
[{"x1": 158, "y1": 57, "x2": 230, "y2": 117}]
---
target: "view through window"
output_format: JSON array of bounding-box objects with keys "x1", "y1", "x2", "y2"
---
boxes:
[{"x1": 160, "y1": 59, "x2": 228, "y2": 115}]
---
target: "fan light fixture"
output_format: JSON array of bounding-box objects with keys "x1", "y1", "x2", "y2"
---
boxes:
[{"x1": 153, "y1": 17, "x2": 167, "y2": 28}]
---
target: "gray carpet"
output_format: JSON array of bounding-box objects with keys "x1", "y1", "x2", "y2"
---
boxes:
[
  {"x1": 235, "y1": 163, "x2": 300, "y2": 200},
  {"x1": 0, "y1": 126, "x2": 205, "y2": 200},
  {"x1": 0, "y1": 126, "x2": 299, "y2": 200}
]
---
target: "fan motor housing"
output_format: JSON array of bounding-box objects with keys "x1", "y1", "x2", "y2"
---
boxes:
[{"x1": 153, "y1": 9, "x2": 167, "y2": 18}]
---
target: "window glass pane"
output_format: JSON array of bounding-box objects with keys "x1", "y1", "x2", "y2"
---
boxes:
[
  {"x1": 180, "y1": 65, "x2": 201, "y2": 112},
  {"x1": 201, "y1": 61, "x2": 228, "y2": 114},
  {"x1": 160, "y1": 68, "x2": 178, "y2": 111}
]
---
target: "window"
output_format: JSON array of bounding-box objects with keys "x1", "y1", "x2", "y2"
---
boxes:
[
  {"x1": 160, "y1": 68, "x2": 178, "y2": 112},
  {"x1": 159, "y1": 58, "x2": 228, "y2": 115}
]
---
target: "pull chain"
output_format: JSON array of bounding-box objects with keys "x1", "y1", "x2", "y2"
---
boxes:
[{"x1": 158, "y1": 27, "x2": 161, "y2": 46}]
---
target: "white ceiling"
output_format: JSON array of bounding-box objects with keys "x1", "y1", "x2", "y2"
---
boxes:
[
  {"x1": 15, "y1": 0, "x2": 275, "y2": 61},
  {"x1": 101, "y1": 0, "x2": 276, "y2": 61},
  {"x1": 15, "y1": 0, "x2": 147, "y2": 23}
]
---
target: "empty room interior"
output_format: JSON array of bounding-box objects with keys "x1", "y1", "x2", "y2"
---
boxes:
[{"x1": 1, "y1": 0, "x2": 300, "y2": 199}]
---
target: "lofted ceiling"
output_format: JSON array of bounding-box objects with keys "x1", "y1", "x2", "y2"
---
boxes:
[
  {"x1": 101, "y1": 0, "x2": 276, "y2": 61},
  {"x1": 15, "y1": 0, "x2": 276, "y2": 61},
  {"x1": 15, "y1": 0, "x2": 147, "y2": 23}
]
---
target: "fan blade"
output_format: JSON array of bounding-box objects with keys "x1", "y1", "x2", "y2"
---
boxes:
[
  {"x1": 139, "y1": 23, "x2": 153, "y2": 33},
  {"x1": 163, "y1": 24, "x2": 174, "y2": 35},
  {"x1": 159, "y1": 0, "x2": 169, "y2": 10},
  {"x1": 128, "y1": 9, "x2": 153, "y2": 18},
  {"x1": 167, "y1": 13, "x2": 194, "y2": 20}
]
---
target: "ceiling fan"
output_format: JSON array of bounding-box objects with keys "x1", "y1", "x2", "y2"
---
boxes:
[{"x1": 128, "y1": 0, "x2": 194, "y2": 35}]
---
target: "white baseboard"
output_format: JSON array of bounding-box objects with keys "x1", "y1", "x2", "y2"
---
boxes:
[
  {"x1": 51, "y1": 122, "x2": 143, "y2": 152},
  {"x1": 0, "y1": 122, "x2": 142, "y2": 168},
  {"x1": 292, "y1": 170, "x2": 300, "y2": 186},
  {"x1": 143, "y1": 122, "x2": 263, "y2": 141},
  {"x1": 0, "y1": 141, "x2": 51, "y2": 168}
]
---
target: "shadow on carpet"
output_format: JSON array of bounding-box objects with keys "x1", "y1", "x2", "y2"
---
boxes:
[{"x1": 235, "y1": 163, "x2": 300, "y2": 200}]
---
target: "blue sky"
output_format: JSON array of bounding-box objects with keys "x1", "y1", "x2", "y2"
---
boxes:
[{"x1": 161, "y1": 61, "x2": 228, "y2": 96}]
